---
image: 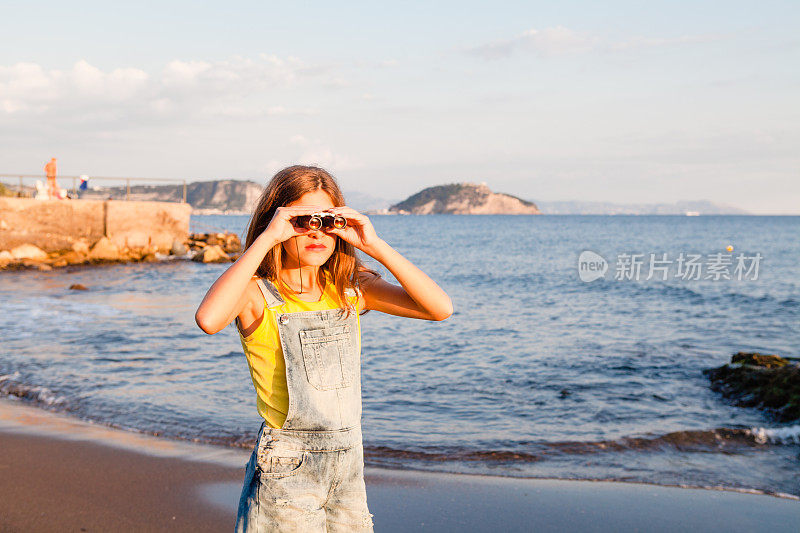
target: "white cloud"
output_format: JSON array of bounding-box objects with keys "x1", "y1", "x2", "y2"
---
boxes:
[
  {"x1": 297, "y1": 146, "x2": 360, "y2": 171},
  {"x1": 462, "y1": 27, "x2": 724, "y2": 60},
  {"x1": 608, "y1": 33, "x2": 724, "y2": 51},
  {"x1": 255, "y1": 135, "x2": 361, "y2": 177},
  {"x1": 463, "y1": 26, "x2": 595, "y2": 59},
  {"x1": 162, "y1": 59, "x2": 211, "y2": 86},
  {"x1": 197, "y1": 102, "x2": 292, "y2": 118},
  {"x1": 0, "y1": 55, "x2": 333, "y2": 122},
  {"x1": 160, "y1": 55, "x2": 305, "y2": 94},
  {"x1": 260, "y1": 159, "x2": 286, "y2": 177},
  {"x1": 286, "y1": 134, "x2": 362, "y2": 171},
  {"x1": 352, "y1": 58, "x2": 399, "y2": 68},
  {"x1": 520, "y1": 26, "x2": 595, "y2": 55},
  {"x1": 0, "y1": 60, "x2": 150, "y2": 112}
]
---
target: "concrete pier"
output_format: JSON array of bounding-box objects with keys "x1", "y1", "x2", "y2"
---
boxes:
[{"x1": 0, "y1": 198, "x2": 192, "y2": 253}]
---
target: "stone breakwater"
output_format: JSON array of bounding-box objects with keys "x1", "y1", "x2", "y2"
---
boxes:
[
  {"x1": 0, "y1": 198, "x2": 192, "y2": 253},
  {"x1": 703, "y1": 351, "x2": 800, "y2": 423},
  {"x1": 0, "y1": 232, "x2": 243, "y2": 271},
  {"x1": 0, "y1": 197, "x2": 247, "y2": 270}
]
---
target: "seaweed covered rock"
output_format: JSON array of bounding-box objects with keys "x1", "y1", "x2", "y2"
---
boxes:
[
  {"x1": 703, "y1": 351, "x2": 800, "y2": 422},
  {"x1": 0, "y1": 231, "x2": 242, "y2": 270},
  {"x1": 187, "y1": 232, "x2": 241, "y2": 254},
  {"x1": 730, "y1": 352, "x2": 788, "y2": 368}
]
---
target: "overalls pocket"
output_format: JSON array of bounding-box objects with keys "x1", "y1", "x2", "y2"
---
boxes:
[
  {"x1": 299, "y1": 324, "x2": 355, "y2": 390},
  {"x1": 256, "y1": 443, "x2": 309, "y2": 479}
]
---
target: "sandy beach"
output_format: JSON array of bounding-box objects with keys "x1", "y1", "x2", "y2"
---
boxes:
[{"x1": 1, "y1": 398, "x2": 798, "y2": 532}]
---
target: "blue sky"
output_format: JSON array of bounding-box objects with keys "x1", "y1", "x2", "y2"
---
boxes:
[{"x1": 1, "y1": 1, "x2": 798, "y2": 213}]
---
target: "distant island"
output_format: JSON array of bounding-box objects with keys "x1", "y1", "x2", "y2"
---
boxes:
[
  {"x1": 5, "y1": 178, "x2": 750, "y2": 215},
  {"x1": 387, "y1": 182, "x2": 541, "y2": 215}
]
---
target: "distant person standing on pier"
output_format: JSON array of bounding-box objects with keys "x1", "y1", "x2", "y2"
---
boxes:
[
  {"x1": 78, "y1": 175, "x2": 89, "y2": 198},
  {"x1": 44, "y1": 157, "x2": 63, "y2": 199}
]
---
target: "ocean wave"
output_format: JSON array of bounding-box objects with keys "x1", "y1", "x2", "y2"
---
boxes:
[
  {"x1": 583, "y1": 278, "x2": 798, "y2": 317},
  {"x1": 361, "y1": 426, "x2": 799, "y2": 464},
  {"x1": 749, "y1": 424, "x2": 800, "y2": 445},
  {"x1": 0, "y1": 372, "x2": 68, "y2": 408}
]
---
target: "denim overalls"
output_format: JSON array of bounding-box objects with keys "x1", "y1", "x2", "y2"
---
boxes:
[{"x1": 234, "y1": 277, "x2": 374, "y2": 532}]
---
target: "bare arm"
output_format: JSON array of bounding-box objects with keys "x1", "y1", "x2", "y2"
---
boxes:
[
  {"x1": 322, "y1": 206, "x2": 452, "y2": 322},
  {"x1": 359, "y1": 239, "x2": 453, "y2": 321},
  {"x1": 194, "y1": 231, "x2": 279, "y2": 335}
]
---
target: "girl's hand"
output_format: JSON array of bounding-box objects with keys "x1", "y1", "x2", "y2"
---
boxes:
[
  {"x1": 321, "y1": 206, "x2": 381, "y2": 253},
  {"x1": 261, "y1": 205, "x2": 329, "y2": 244}
]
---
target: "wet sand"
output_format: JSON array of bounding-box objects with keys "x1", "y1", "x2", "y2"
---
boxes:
[{"x1": 1, "y1": 398, "x2": 799, "y2": 532}]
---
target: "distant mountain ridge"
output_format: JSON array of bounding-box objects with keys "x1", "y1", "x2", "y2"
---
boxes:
[
  {"x1": 535, "y1": 199, "x2": 750, "y2": 215},
  {"x1": 88, "y1": 180, "x2": 263, "y2": 214},
  {"x1": 389, "y1": 182, "x2": 541, "y2": 214},
  {"x1": 76, "y1": 179, "x2": 749, "y2": 215}
]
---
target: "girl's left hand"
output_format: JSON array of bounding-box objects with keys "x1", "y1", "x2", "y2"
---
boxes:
[{"x1": 322, "y1": 206, "x2": 381, "y2": 253}]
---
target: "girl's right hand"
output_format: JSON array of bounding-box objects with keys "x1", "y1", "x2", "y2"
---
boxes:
[{"x1": 261, "y1": 205, "x2": 330, "y2": 244}]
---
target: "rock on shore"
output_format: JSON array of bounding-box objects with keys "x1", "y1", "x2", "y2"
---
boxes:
[{"x1": 703, "y1": 351, "x2": 800, "y2": 422}]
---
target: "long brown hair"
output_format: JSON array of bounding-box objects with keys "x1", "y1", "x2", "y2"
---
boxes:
[{"x1": 243, "y1": 165, "x2": 380, "y2": 318}]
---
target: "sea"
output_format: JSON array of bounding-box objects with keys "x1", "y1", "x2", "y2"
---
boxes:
[{"x1": 1, "y1": 214, "x2": 798, "y2": 498}]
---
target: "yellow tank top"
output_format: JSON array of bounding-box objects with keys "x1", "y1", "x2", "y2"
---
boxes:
[{"x1": 237, "y1": 271, "x2": 363, "y2": 428}]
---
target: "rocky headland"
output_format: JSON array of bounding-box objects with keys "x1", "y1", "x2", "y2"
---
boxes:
[{"x1": 77, "y1": 180, "x2": 264, "y2": 215}]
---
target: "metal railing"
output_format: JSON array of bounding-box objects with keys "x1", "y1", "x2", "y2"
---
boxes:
[{"x1": 0, "y1": 174, "x2": 187, "y2": 203}]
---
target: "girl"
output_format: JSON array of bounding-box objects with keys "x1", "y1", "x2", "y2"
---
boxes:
[{"x1": 194, "y1": 165, "x2": 452, "y2": 532}]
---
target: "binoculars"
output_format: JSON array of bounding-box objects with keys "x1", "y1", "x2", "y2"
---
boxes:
[{"x1": 292, "y1": 212, "x2": 347, "y2": 230}]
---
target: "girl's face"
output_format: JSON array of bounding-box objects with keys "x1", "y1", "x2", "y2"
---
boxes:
[{"x1": 281, "y1": 189, "x2": 338, "y2": 267}]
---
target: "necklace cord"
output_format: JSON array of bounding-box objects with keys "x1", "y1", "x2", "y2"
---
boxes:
[{"x1": 295, "y1": 236, "x2": 302, "y2": 293}]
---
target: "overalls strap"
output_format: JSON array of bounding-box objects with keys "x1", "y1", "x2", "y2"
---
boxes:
[{"x1": 254, "y1": 277, "x2": 285, "y2": 308}]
